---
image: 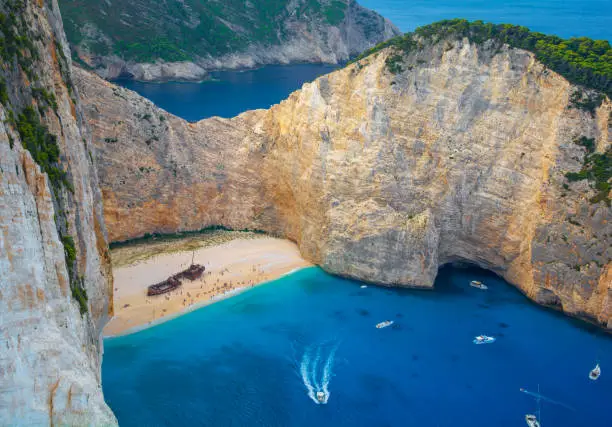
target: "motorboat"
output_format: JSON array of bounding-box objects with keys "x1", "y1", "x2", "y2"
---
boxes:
[
  {"x1": 316, "y1": 391, "x2": 325, "y2": 403},
  {"x1": 589, "y1": 363, "x2": 601, "y2": 380},
  {"x1": 470, "y1": 280, "x2": 488, "y2": 290},
  {"x1": 376, "y1": 320, "x2": 394, "y2": 329},
  {"x1": 525, "y1": 414, "x2": 541, "y2": 427},
  {"x1": 473, "y1": 335, "x2": 496, "y2": 344},
  {"x1": 360, "y1": 285, "x2": 367, "y2": 289}
]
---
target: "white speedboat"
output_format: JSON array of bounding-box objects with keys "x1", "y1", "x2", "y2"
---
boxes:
[
  {"x1": 360, "y1": 285, "x2": 367, "y2": 289},
  {"x1": 376, "y1": 320, "x2": 394, "y2": 329},
  {"x1": 473, "y1": 335, "x2": 496, "y2": 344},
  {"x1": 316, "y1": 391, "x2": 326, "y2": 403},
  {"x1": 470, "y1": 280, "x2": 488, "y2": 290},
  {"x1": 589, "y1": 363, "x2": 601, "y2": 380},
  {"x1": 525, "y1": 414, "x2": 541, "y2": 427}
]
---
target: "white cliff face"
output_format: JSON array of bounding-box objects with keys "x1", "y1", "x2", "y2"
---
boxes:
[
  {"x1": 77, "y1": 37, "x2": 610, "y2": 329},
  {"x1": 0, "y1": 0, "x2": 115, "y2": 424}
]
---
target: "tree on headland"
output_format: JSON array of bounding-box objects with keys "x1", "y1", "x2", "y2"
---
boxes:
[{"x1": 354, "y1": 19, "x2": 612, "y2": 100}]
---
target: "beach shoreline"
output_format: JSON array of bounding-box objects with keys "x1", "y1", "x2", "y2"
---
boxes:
[
  {"x1": 103, "y1": 234, "x2": 311, "y2": 337},
  {"x1": 104, "y1": 266, "x2": 308, "y2": 338}
]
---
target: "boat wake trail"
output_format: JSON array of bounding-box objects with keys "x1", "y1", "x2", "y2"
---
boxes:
[
  {"x1": 300, "y1": 341, "x2": 339, "y2": 404},
  {"x1": 520, "y1": 388, "x2": 575, "y2": 411}
]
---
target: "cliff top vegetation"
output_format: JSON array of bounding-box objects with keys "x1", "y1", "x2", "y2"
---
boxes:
[
  {"x1": 60, "y1": 0, "x2": 361, "y2": 63},
  {"x1": 355, "y1": 19, "x2": 612, "y2": 100}
]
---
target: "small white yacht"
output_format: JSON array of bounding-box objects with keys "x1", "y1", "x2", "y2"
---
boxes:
[
  {"x1": 525, "y1": 414, "x2": 541, "y2": 427},
  {"x1": 316, "y1": 391, "x2": 326, "y2": 403},
  {"x1": 360, "y1": 285, "x2": 367, "y2": 289},
  {"x1": 473, "y1": 335, "x2": 496, "y2": 344},
  {"x1": 376, "y1": 320, "x2": 394, "y2": 329},
  {"x1": 589, "y1": 363, "x2": 601, "y2": 380},
  {"x1": 523, "y1": 384, "x2": 543, "y2": 427},
  {"x1": 470, "y1": 280, "x2": 488, "y2": 290}
]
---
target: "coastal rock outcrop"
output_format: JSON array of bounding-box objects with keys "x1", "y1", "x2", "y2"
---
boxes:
[
  {"x1": 77, "y1": 37, "x2": 611, "y2": 329},
  {"x1": 60, "y1": 0, "x2": 399, "y2": 82},
  {"x1": 0, "y1": 0, "x2": 116, "y2": 424}
]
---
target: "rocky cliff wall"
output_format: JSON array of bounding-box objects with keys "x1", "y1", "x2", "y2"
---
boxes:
[
  {"x1": 0, "y1": 0, "x2": 116, "y2": 424},
  {"x1": 77, "y1": 38, "x2": 611, "y2": 329}
]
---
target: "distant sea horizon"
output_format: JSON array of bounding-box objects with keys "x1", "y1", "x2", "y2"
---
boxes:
[{"x1": 360, "y1": 0, "x2": 611, "y2": 41}]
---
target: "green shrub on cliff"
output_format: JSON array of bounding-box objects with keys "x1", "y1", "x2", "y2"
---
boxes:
[
  {"x1": 0, "y1": 2, "x2": 40, "y2": 80},
  {"x1": 0, "y1": 77, "x2": 8, "y2": 105},
  {"x1": 323, "y1": 1, "x2": 348, "y2": 26},
  {"x1": 71, "y1": 276, "x2": 89, "y2": 316},
  {"x1": 15, "y1": 107, "x2": 70, "y2": 189},
  {"x1": 566, "y1": 146, "x2": 612, "y2": 206},
  {"x1": 356, "y1": 19, "x2": 612, "y2": 101}
]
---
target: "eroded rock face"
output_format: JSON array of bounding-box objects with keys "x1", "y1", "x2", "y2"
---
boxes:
[
  {"x1": 0, "y1": 0, "x2": 116, "y2": 424},
  {"x1": 77, "y1": 38, "x2": 611, "y2": 329}
]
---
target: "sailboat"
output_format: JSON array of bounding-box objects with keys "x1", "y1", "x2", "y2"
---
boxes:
[
  {"x1": 524, "y1": 385, "x2": 542, "y2": 427},
  {"x1": 525, "y1": 414, "x2": 541, "y2": 427},
  {"x1": 589, "y1": 363, "x2": 601, "y2": 380}
]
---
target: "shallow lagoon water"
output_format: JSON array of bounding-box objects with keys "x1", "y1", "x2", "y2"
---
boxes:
[{"x1": 103, "y1": 266, "x2": 611, "y2": 426}]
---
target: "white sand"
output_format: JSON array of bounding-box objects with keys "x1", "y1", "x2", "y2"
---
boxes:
[{"x1": 103, "y1": 237, "x2": 310, "y2": 336}]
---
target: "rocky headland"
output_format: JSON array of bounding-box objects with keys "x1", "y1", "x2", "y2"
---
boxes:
[
  {"x1": 76, "y1": 24, "x2": 611, "y2": 329},
  {"x1": 59, "y1": 0, "x2": 400, "y2": 81}
]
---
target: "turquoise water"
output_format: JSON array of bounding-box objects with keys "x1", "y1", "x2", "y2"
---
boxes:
[
  {"x1": 103, "y1": 266, "x2": 612, "y2": 426},
  {"x1": 360, "y1": 0, "x2": 611, "y2": 40},
  {"x1": 116, "y1": 64, "x2": 339, "y2": 121}
]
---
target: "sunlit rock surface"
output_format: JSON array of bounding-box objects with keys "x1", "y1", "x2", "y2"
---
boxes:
[{"x1": 77, "y1": 38, "x2": 611, "y2": 329}]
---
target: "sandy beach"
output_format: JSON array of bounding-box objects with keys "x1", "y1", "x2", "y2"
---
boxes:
[{"x1": 104, "y1": 233, "x2": 311, "y2": 336}]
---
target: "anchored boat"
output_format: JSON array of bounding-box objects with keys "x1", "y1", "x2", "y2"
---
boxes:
[
  {"x1": 589, "y1": 363, "x2": 601, "y2": 380},
  {"x1": 525, "y1": 414, "x2": 541, "y2": 427},
  {"x1": 524, "y1": 385, "x2": 543, "y2": 427},
  {"x1": 473, "y1": 335, "x2": 496, "y2": 344},
  {"x1": 470, "y1": 280, "x2": 488, "y2": 290},
  {"x1": 376, "y1": 320, "x2": 394, "y2": 329}
]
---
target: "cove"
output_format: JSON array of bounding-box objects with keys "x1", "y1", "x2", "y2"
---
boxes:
[
  {"x1": 360, "y1": 0, "x2": 612, "y2": 40},
  {"x1": 102, "y1": 266, "x2": 611, "y2": 427},
  {"x1": 115, "y1": 63, "x2": 340, "y2": 122}
]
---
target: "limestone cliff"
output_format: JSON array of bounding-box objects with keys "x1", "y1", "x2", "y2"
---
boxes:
[
  {"x1": 59, "y1": 0, "x2": 399, "y2": 81},
  {"x1": 0, "y1": 0, "x2": 116, "y2": 424},
  {"x1": 77, "y1": 36, "x2": 611, "y2": 329}
]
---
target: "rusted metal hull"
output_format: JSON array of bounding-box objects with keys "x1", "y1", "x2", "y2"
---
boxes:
[{"x1": 147, "y1": 264, "x2": 205, "y2": 296}]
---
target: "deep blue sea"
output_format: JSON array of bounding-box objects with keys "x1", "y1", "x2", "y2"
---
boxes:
[
  {"x1": 360, "y1": 0, "x2": 612, "y2": 40},
  {"x1": 116, "y1": 64, "x2": 339, "y2": 121},
  {"x1": 103, "y1": 266, "x2": 612, "y2": 427}
]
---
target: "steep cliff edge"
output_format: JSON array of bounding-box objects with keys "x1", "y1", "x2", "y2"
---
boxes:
[
  {"x1": 0, "y1": 0, "x2": 116, "y2": 424},
  {"x1": 77, "y1": 27, "x2": 611, "y2": 329},
  {"x1": 59, "y1": 0, "x2": 399, "y2": 81}
]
